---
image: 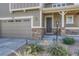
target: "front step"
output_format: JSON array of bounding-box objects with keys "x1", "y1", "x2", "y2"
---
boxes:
[{"x1": 42, "y1": 35, "x2": 63, "y2": 41}]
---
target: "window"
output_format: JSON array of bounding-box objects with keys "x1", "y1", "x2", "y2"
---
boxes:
[
  {"x1": 57, "y1": 4, "x2": 61, "y2": 7},
  {"x1": 8, "y1": 20, "x2": 14, "y2": 22},
  {"x1": 62, "y1": 3, "x2": 66, "y2": 6},
  {"x1": 66, "y1": 15, "x2": 74, "y2": 24},
  {"x1": 53, "y1": 5, "x2": 56, "y2": 7},
  {"x1": 15, "y1": 20, "x2": 21, "y2": 22}
]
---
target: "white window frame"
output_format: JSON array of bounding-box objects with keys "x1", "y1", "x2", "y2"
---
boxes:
[{"x1": 66, "y1": 15, "x2": 74, "y2": 24}]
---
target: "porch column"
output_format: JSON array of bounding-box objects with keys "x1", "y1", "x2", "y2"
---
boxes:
[
  {"x1": 40, "y1": 3, "x2": 43, "y2": 28},
  {"x1": 61, "y1": 11, "x2": 65, "y2": 27},
  {"x1": 59, "y1": 11, "x2": 66, "y2": 27},
  {"x1": 40, "y1": 10, "x2": 42, "y2": 27},
  {"x1": 59, "y1": 11, "x2": 67, "y2": 35}
]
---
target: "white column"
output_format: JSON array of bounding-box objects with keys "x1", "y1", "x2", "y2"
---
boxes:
[
  {"x1": 59, "y1": 11, "x2": 65, "y2": 27},
  {"x1": 40, "y1": 10, "x2": 42, "y2": 28},
  {"x1": 40, "y1": 3, "x2": 43, "y2": 28},
  {"x1": 61, "y1": 11, "x2": 65, "y2": 27}
]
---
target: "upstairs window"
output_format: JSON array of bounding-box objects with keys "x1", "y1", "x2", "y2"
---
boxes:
[
  {"x1": 15, "y1": 20, "x2": 21, "y2": 22},
  {"x1": 8, "y1": 20, "x2": 14, "y2": 22}
]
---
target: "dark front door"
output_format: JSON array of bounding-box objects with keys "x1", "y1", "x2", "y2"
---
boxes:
[{"x1": 46, "y1": 17, "x2": 52, "y2": 33}]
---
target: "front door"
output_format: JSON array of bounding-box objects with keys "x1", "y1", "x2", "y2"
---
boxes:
[{"x1": 46, "y1": 17, "x2": 52, "y2": 33}]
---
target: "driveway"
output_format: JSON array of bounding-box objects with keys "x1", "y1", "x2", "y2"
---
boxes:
[{"x1": 0, "y1": 38, "x2": 26, "y2": 56}]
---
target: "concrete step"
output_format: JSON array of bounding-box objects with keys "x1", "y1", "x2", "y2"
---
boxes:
[{"x1": 42, "y1": 35, "x2": 63, "y2": 40}]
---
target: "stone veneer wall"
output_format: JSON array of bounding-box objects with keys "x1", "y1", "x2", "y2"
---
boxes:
[
  {"x1": 61, "y1": 27, "x2": 66, "y2": 36},
  {"x1": 32, "y1": 27, "x2": 69, "y2": 40},
  {"x1": 32, "y1": 28, "x2": 44, "y2": 39},
  {"x1": 66, "y1": 29, "x2": 79, "y2": 35}
]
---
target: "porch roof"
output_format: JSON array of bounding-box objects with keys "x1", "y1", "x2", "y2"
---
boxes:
[{"x1": 42, "y1": 5, "x2": 79, "y2": 13}]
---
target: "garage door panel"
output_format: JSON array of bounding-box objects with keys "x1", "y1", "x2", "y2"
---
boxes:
[{"x1": 2, "y1": 18, "x2": 32, "y2": 38}]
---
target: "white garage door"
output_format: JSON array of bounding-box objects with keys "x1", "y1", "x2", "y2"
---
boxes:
[{"x1": 2, "y1": 18, "x2": 32, "y2": 38}]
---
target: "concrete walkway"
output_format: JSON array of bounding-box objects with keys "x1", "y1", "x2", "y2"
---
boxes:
[{"x1": 0, "y1": 38, "x2": 26, "y2": 56}]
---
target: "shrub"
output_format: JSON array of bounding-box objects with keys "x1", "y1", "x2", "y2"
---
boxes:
[
  {"x1": 25, "y1": 44, "x2": 44, "y2": 55},
  {"x1": 48, "y1": 45, "x2": 68, "y2": 56},
  {"x1": 63, "y1": 37, "x2": 75, "y2": 45},
  {"x1": 12, "y1": 44, "x2": 44, "y2": 56}
]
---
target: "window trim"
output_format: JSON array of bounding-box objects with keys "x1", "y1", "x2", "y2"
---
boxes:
[{"x1": 66, "y1": 15, "x2": 74, "y2": 24}]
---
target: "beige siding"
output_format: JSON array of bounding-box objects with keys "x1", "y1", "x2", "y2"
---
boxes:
[{"x1": 12, "y1": 10, "x2": 40, "y2": 27}]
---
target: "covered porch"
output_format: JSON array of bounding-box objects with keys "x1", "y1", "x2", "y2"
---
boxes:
[{"x1": 42, "y1": 9, "x2": 79, "y2": 36}]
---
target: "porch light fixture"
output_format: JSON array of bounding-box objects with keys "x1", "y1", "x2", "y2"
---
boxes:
[{"x1": 54, "y1": 21, "x2": 59, "y2": 45}]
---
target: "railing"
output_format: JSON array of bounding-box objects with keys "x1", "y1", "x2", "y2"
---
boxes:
[
  {"x1": 43, "y1": 3, "x2": 75, "y2": 8},
  {"x1": 10, "y1": 3, "x2": 40, "y2": 10}
]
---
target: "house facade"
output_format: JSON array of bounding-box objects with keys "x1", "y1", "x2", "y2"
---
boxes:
[{"x1": 0, "y1": 3, "x2": 79, "y2": 39}]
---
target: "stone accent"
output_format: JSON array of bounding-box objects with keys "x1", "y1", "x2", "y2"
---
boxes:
[
  {"x1": 32, "y1": 28, "x2": 44, "y2": 39},
  {"x1": 61, "y1": 27, "x2": 66, "y2": 36},
  {"x1": 66, "y1": 29, "x2": 79, "y2": 35}
]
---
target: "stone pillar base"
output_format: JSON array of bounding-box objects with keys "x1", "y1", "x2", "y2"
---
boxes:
[
  {"x1": 61, "y1": 27, "x2": 66, "y2": 36},
  {"x1": 32, "y1": 28, "x2": 44, "y2": 40}
]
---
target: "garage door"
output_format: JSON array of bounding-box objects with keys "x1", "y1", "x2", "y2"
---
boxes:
[{"x1": 1, "y1": 18, "x2": 32, "y2": 38}]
